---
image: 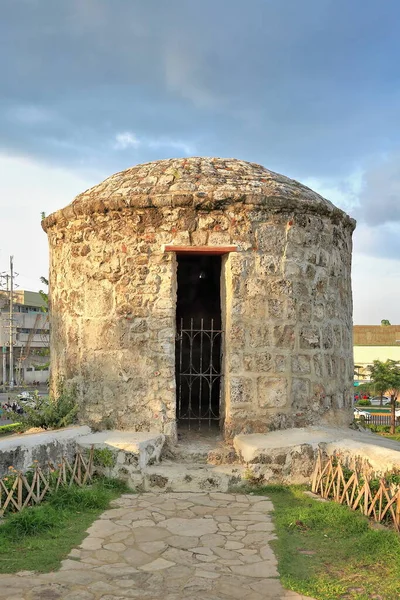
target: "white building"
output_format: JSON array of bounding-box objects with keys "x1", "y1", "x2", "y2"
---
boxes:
[
  {"x1": 353, "y1": 324, "x2": 400, "y2": 390},
  {"x1": 0, "y1": 290, "x2": 49, "y2": 385}
]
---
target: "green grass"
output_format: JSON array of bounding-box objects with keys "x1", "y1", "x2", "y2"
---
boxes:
[
  {"x1": 0, "y1": 478, "x2": 130, "y2": 573},
  {"x1": 381, "y1": 433, "x2": 400, "y2": 442},
  {"x1": 244, "y1": 485, "x2": 400, "y2": 600},
  {"x1": 365, "y1": 424, "x2": 400, "y2": 442}
]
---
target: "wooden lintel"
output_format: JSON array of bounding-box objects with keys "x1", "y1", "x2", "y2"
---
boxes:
[{"x1": 164, "y1": 245, "x2": 238, "y2": 255}]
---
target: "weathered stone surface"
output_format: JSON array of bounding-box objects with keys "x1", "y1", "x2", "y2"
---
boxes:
[
  {"x1": 0, "y1": 426, "x2": 90, "y2": 477},
  {"x1": 0, "y1": 491, "x2": 317, "y2": 600},
  {"x1": 139, "y1": 557, "x2": 176, "y2": 571},
  {"x1": 230, "y1": 560, "x2": 280, "y2": 578},
  {"x1": 159, "y1": 517, "x2": 218, "y2": 536},
  {"x1": 85, "y1": 520, "x2": 128, "y2": 538},
  {"x1": 79, "y1": 537, "x2": 103, "y2": 550},
  {"x1": 199, "y1": 533, "x2": 226, "y2": 547},
  {"x1": 234, "y1": 426, "x2": 400, "y2": 483},
  {"x1": 77, "y1": 431, "x2": 165, "y2": 471},
  {"x1": 43, "y1": 157, "x2": 354, "y2": 438}
]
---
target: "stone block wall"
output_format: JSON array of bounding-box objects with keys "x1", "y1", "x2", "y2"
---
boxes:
[
  {"x1": 223, "y1": 211, "x2": 353, "y2": 437},
  {"x1": 47, "y1": 201, "x2": 353, "y2": 439},
  {"x1": 48, "y1": 211, "x2": 177, "y2": 437}
]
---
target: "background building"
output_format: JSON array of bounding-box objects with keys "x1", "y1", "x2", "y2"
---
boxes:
[
  {"x1": 353, "y1": 325, "x2": 400, "y2": 384},
  {"x1": 0, "y1": 290, "x2": 49, "y2": 385}
]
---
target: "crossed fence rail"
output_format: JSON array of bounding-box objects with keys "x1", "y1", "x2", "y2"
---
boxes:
[
  {"x1": 0, "y1": 448, "x2": 94, "y2": 516},
  {"x1": 311, "y1": 452, "x2": 400, "y2": 532}
]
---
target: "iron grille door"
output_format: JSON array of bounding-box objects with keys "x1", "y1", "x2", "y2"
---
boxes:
[{"x1": 176, "y1": 317, "x2": 223, "y2": 429}]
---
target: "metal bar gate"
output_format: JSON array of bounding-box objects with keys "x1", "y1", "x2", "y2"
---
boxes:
[{"x1": 176, "y1": 317, "x2": 223, "y2": 429}]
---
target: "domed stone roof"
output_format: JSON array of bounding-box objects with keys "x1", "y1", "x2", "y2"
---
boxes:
[{"x1": 42, "y1": 157, "x2": 355, "y2": 231}]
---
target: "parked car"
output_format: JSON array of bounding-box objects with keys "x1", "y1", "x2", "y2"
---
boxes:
[
  {"x1": 19, "y1": 398, "x2": 35, "y2": 408},
  {"x1": 369, "y1": 396, "x2": 390, "y2": 406},
  {"x1": 354, "y1": 407, "x2": 371, "y2": 421},
  {"x1": 17, "y1": 391, "x2": 33, "y2": 400},
  {"x1": 17, "y1": 391, "x2": 38, "y2": 408}
]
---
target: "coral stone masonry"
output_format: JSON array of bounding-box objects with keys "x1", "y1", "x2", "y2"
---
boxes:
[{"x1": 42, "y1": 157, "x2": 355, "y2": 440}]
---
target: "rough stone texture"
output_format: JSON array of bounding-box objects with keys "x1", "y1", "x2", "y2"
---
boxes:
[
  {"x1": 142, "y1": 461, "x2": 246, "y2": 492},
  {"x1": 0, "y1": 426, "x2": 90, "y2": 477},
  {"x1": 77, "y1": 430, "x2": 165, "y2": 472},
  {"x1": 0, "y1": 492, "x2": 316, "y2": 600},
  {"x1": 234, "y1": 426, "x2": 400, "y2": 483},
  {"x1": 42, "y1": 157, "x2": 355, "y2": 439}
]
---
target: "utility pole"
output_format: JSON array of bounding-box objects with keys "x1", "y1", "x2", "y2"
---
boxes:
[
  {"x1": 9, "y1": 256, "x2": 14, "y2": 389},
  {"x1": 0, "y1": 257, "x2": 18, "y2": 389},
  {"x1": 2, "y1": 346, "x2": 5, "y2": 388},
  {"x1": 0, "y1": 274, "x2": 9, "y2": 387}
]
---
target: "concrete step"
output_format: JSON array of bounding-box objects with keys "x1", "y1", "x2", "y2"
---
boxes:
[
  {"x1": 166, "y1": 437, "x2": 239, "y2": 466},
  {"x1": 140, "y1": 460, "x2": 247, "y2": 493},
  {"x1": 76, "y1": 430, "x2": 166, "y2": 472}
]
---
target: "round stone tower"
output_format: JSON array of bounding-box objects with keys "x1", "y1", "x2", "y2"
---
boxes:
[{"x1": 42, "y1": 157, "x2": 355, "y2": 439}]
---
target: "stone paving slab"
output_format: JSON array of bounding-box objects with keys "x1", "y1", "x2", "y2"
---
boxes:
[{"x1": 0, "y1": 492, "x2": 316, "y2": 600}]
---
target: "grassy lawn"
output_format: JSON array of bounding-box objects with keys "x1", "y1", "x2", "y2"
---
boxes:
[
  {"x1": 381, "y1": 433, "x2": 400, "y2": 442},
  {"x1": 249, "y1": 485, "x2": 400, "y2": 600},
  {"x1": 365, "y1": 424, "x2": 400, "y2": 442},
  {"x1": 0, "y1": 478, "x2": 129, "y2": 573}
]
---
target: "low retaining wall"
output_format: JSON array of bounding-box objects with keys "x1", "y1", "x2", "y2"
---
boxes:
[
  {"x1": 76, "y1": 430, "x2": 165, "y2": 483},
  {"x1": 0, "y1": 428, "x2": 166, "y2": 483},
  {"x1": 234, "y1": 426, "x2": 400, "y2": 484},
  {"x1": 0, "y1": 426, "x2": 91, "y2": 477}
]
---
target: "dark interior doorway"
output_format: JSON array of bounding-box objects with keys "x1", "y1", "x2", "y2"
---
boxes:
[{"x1": 175, "y1": 254, "x2": 222, "y2": 431}]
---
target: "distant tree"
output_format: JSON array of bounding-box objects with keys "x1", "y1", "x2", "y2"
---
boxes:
[
  {"x1": 36, "y1": 276, "x2": 50, "y2": 371},
  {"x1": 381, "y1": 319, "x2": 391, "y2": 326},
  {"x1": 368, "y1": 360, "x2": 400, "y2": 434},
  {"x1": 39, "y1": 276, "x2": 49, "y2": 310},
  {"x1": 367, "y1": 361, "x2": 392, "y2": 406}
]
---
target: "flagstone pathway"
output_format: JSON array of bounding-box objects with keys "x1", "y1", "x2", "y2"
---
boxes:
[{"x1": 1, "y1": 492, "x2": 316, "y2": 600}]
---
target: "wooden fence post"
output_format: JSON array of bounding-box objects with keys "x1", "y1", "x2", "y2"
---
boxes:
[{"x1": 0, "y1": 451, "x2": 93, "y2": 516}]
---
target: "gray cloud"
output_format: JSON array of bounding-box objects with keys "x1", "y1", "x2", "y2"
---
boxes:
[
  {"x1": 341, "y1": 153, "x2": 400, "y2": 263},
  {"x1": 1, "y1": 0, "x2": 400, "y2": 180},
  {"x1": 357, "y1": 155, "x2": 400, "y2": 226},
  {"x1": 353, "y1": 222, "x2": 400, "y2": 262}
]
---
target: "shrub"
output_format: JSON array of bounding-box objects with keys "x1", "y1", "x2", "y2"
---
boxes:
[
  {"x1": 357, "y1": 399, "x2": 371, "y2": 406},
  {"x1": 0, "y1": 423, "x2": 22, "y2": 436},
  {"x1": 366, "y1": 424, "x2": 400, "y2": 435},
  {"x1": 10, "y1": 381, "x2": 78, "y2": 431},
  {"x1": 92, "y1": 448, "x2": 116, "y2": 468}
]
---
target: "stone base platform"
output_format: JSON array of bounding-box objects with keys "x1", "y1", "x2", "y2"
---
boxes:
[
  {"x1": 234, "y1": 426, "x2": 400, "y2": 484},
  {"x1": 141, "y1": 461, "x2": 247, "y2": 493},
  {"x1": 0, "y1": 425, "x2": 91, "y2": 477},
  {"x1": 3, "y1": 425, "x2": 399, "y2": 492},
  {"x1": 77, "y1": 430, "x2": 166, "y2": 475}
]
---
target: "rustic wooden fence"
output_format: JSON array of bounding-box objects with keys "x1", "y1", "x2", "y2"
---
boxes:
[
  {"x1": 311, "y1": 452, "x2": 400, "y2": 532},
  {"x1": 0, "y1": 448, "x2": 94, "y2": 516},
  {"x1": 369, "y1": 415, "x2": 392, "y2": 426}
]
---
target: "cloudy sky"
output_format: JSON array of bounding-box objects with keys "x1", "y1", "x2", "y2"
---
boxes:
[{"x1": 0, "y1": 0, "x2": 399, "y2": 324}]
